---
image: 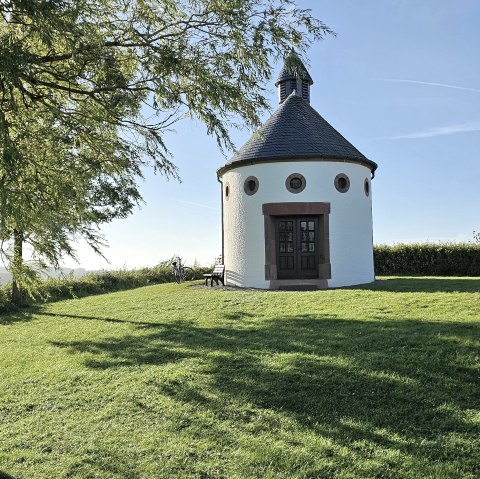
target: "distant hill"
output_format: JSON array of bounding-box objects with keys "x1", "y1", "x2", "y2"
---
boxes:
[
  {"x1": 0, "y1": 268, "x2": 11, "y2": 285},
  {"x1": 0, "y1": 267, "x2": 88, "y2": 285}
]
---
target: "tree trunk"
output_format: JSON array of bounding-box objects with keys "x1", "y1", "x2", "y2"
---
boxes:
[{"x1": 11, "y1": 230, "x2": 23, "y2": 307}]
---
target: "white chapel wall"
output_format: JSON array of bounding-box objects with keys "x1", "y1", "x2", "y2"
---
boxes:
[{"x1": 221, "y1": 160, "x2": 374, "y2": 289}]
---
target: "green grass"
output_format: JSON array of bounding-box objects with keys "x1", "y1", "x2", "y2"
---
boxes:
[{"x1": 1, "y1": 277, "x2": 479, "y2": 479}]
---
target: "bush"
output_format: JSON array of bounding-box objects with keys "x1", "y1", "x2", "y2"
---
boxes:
[
  {"x1": 374, "y1": 243, "x2": 480, "y2": 276},
  {"x1": 0, "y1": 285, "x2": 16, "y2": 313},
  {"x1": 0, "y1": 260, "x2": 212, "y2": 314}
]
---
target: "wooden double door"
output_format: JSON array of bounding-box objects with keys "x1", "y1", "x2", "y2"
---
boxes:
[{"x1": 276, "y1": 217, "x2": 319, "y2": 279}]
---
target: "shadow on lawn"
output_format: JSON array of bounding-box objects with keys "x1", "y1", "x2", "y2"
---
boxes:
[
  {"x1": 39, "y1": 311, "x2": 157, "y2": 326},
  {"x1": 50, "y1": 312, "x2": 479, "y2": 475},
  {"x1": 0, "y1": 309, "x2": 33, "y2": 325},
  {"x1": 0, "y1": 472, "x2": 18, "y2": 479},
  {"x1": 51, "y1": 327, "x2": 195, "y2": 368}
]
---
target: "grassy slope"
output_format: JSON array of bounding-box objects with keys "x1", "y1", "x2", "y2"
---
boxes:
[{"x1": 0, "y1": 277, "x2": 479, "y2": 479}]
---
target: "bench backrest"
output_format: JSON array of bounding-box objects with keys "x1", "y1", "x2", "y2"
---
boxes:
[{"x1": 212, "y1": 264, "x2": 225, "y2": 275}]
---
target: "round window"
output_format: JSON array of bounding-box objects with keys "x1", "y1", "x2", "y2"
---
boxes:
[
  {"x1": 364, "y1": 178, "x2": 370, "y2": 197},
  {"x1": 290, "y1": 177, "x2": 302, "y2": 189},
  {"x1": 244, "y1": 176, "x2": 259, "y2": 196},
  {"x1": 285, "y1": 173, "x2": 306, "y2": 193},
  {"x1": 334, "y1": 173, "x2": 350, "y2": 193}
]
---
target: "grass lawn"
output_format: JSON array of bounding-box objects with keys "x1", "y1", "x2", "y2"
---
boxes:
[{"x1": 0, "y1": 277, "x2": 479, "y2": 479}]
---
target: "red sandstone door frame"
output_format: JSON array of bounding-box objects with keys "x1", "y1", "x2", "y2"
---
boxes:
[{"x1": 263, "y1": 202, "x2": 331, "y2": 283}]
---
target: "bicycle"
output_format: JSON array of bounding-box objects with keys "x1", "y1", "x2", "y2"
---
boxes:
[{"x1": 171, "y1": 257, "x2": 196, "y2": 283}]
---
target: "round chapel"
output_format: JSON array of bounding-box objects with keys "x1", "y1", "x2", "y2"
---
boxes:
[{"x1": 217, "y1": 53, "x2": 378, "y2": 290}]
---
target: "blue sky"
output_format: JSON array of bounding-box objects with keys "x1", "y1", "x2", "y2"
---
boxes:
[{"x1": 68, "y1": 0, "x2": 480, "y2": 270}]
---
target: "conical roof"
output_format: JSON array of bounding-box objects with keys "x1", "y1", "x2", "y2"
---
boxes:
[
  {"x1": 218, "y1": 93, "x2": 377, "y2": 176},
  {"x1": 275, "y1": 50, "x2": 313, "y2": 85}
]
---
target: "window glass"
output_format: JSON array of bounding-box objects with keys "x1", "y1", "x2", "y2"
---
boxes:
[
  {"x1": 244, "y1": 176, "x2": 259, "y2": 195},
  {"x1": 334, "y1": 174, "x2": 350, "y2": 193},
  {"x1": 290, "y1": 177, "x2": 302, "y2": 189},
  {"x1": 364, "y1": 178, "x2": 370, "y2": 197},
  {"x1": 285, "y1": 173, "x2": 306, "y2": 193}
]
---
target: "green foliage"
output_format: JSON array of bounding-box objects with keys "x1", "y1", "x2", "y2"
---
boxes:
[
  {"x1": 0, "y1": 0, "x2": 333, "y2": 299},
  {"x1": 0, "y1": 260, "x2": 211, "y2": 313},
  {"x1": 0, "y1": 284, "x2": 15, "y2": 313},
  {"x1": 374, "y1": 243, "x2": 480, "y2": 276},
  {"x1": 0, "y1": 279, "x2": 479, "y2": 477},
  {"x1": 282, "y1": 47, "x2": 313, "y2": 79}
]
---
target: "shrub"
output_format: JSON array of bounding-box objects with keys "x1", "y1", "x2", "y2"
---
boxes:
[
  {"x1": 374, "y1": 243, "x2": 480, "y2": 276},
  {"x1": 0, "y1": 285, "x2": 15, "y2": 313},
  {"x1": 0, "y1": 260, "x2": 212, "y2": 314}
]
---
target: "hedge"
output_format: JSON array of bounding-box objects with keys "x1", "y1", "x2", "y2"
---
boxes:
[
  {"x1": 374, "y1": 243, "x2": 480, "y2": 276},
  {"x1": 0, "y1": 261, "x2": 212, "y2": 314}
]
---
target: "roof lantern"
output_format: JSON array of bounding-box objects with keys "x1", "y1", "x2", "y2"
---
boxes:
[{"x1": 275, "y1": 49, "x2": 313, "y2": 104}]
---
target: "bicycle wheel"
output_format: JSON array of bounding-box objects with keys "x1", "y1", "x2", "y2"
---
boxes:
[{"x1": 182, "y1": 267, "x2": 196, "y2": 281}]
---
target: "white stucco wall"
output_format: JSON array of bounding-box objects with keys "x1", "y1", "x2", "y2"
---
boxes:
[{"x1": 220, "y1": 160, "x2": 375, "y2": 289}]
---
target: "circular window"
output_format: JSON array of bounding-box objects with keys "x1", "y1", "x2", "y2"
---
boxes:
[
  {"x1": 285, "y1": 173, "x2": 306, "y2": 194},
  {"x1": 244, "y1": 176, "x2": 259, "y2": 196},
  {"x1": 225, "y1": 183, "x2": 230, "y2": 200},
  {"x1": 334, "y1": 173, "x2": 350, "y2": 193},
  {"x1": 364, "y1": 178, "x2": 370, "y2": 197},
  {"x1": 290, "y1": 177, "x2": 302, "y2": 189}
]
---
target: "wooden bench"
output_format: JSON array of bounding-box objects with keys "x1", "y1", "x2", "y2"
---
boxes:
[{"x1": 203, "y1": 264, "x2": 225, "y2": 286}]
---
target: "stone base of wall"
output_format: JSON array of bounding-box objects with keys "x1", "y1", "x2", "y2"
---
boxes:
[{"x1": 269, "y1": 279, "x2": 328, "y2": 290}]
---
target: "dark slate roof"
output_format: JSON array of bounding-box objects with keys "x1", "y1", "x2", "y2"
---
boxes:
[{"x1": 218, "y1": 93, "x2": 377, "y2": 175}]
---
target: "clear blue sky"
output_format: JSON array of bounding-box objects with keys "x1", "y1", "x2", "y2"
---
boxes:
[{"x1": 68, "y1": 0, "x2": 480, "y2": 270}]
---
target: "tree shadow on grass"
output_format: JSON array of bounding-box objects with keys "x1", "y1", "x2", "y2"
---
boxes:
[
  {"x1": 0, "y1": 472, "x2": 18, "y2": 479},
  {"x1": 50, "y1": 313, "x2": 480, "y2": 476},
  {"x1": 52, "y1": 330, "x2": 195, "y2": 369},
  {"x1": 39, "y1": 311, "x2": 160, "y2": 327},
  {"x1": 0, "y1": 309, "x2": 33, "y2": 326}
]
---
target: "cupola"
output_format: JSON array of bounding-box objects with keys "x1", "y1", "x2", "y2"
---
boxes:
[{"x1": 275, "y1": 49, "x2": 313, "y2": 104}]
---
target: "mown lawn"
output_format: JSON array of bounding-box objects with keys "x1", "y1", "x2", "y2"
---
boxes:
[{"x1": 0, "y1": 277, "x2": 479, "y2": 479}]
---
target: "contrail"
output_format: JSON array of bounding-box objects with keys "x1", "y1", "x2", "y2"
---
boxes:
[
  {"x1": 387, "y1": 122, "x2": 480, "y2": 140},
  {"x1": 381, "y1": 78, "x2": 480, "y2": 94},
  {"x1": 178, "y1": 200, "x2": 219, "y2": 211}
]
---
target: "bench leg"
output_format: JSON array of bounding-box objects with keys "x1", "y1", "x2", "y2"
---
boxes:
[{"x1": 205, "y1": 273, "x2": 224, "y2": 287}]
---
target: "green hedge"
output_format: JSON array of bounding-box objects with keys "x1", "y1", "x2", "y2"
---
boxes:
[
  {"x1": 0, "y1": 262, "x2": 212, "y2": 314},
  {"x1": 374, "y1": 243, "x2": 480, "y2": 276}
]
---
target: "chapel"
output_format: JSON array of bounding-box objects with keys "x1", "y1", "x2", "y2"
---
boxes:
[{"x1": 217, "y1": 52, "x2": 378, "y2": 289}]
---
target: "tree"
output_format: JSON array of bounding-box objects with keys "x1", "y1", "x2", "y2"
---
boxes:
[
  {"x1": 0, "y1": 0, "x2": 333, "y2": 304},
  {"x1": 1, "y1": 99, "x2": 143, "y2": 303}
]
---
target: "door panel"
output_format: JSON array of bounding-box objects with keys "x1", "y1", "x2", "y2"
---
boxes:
[{"x1": 277, "y1": 217, "x2": 319, "y2": 279}]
